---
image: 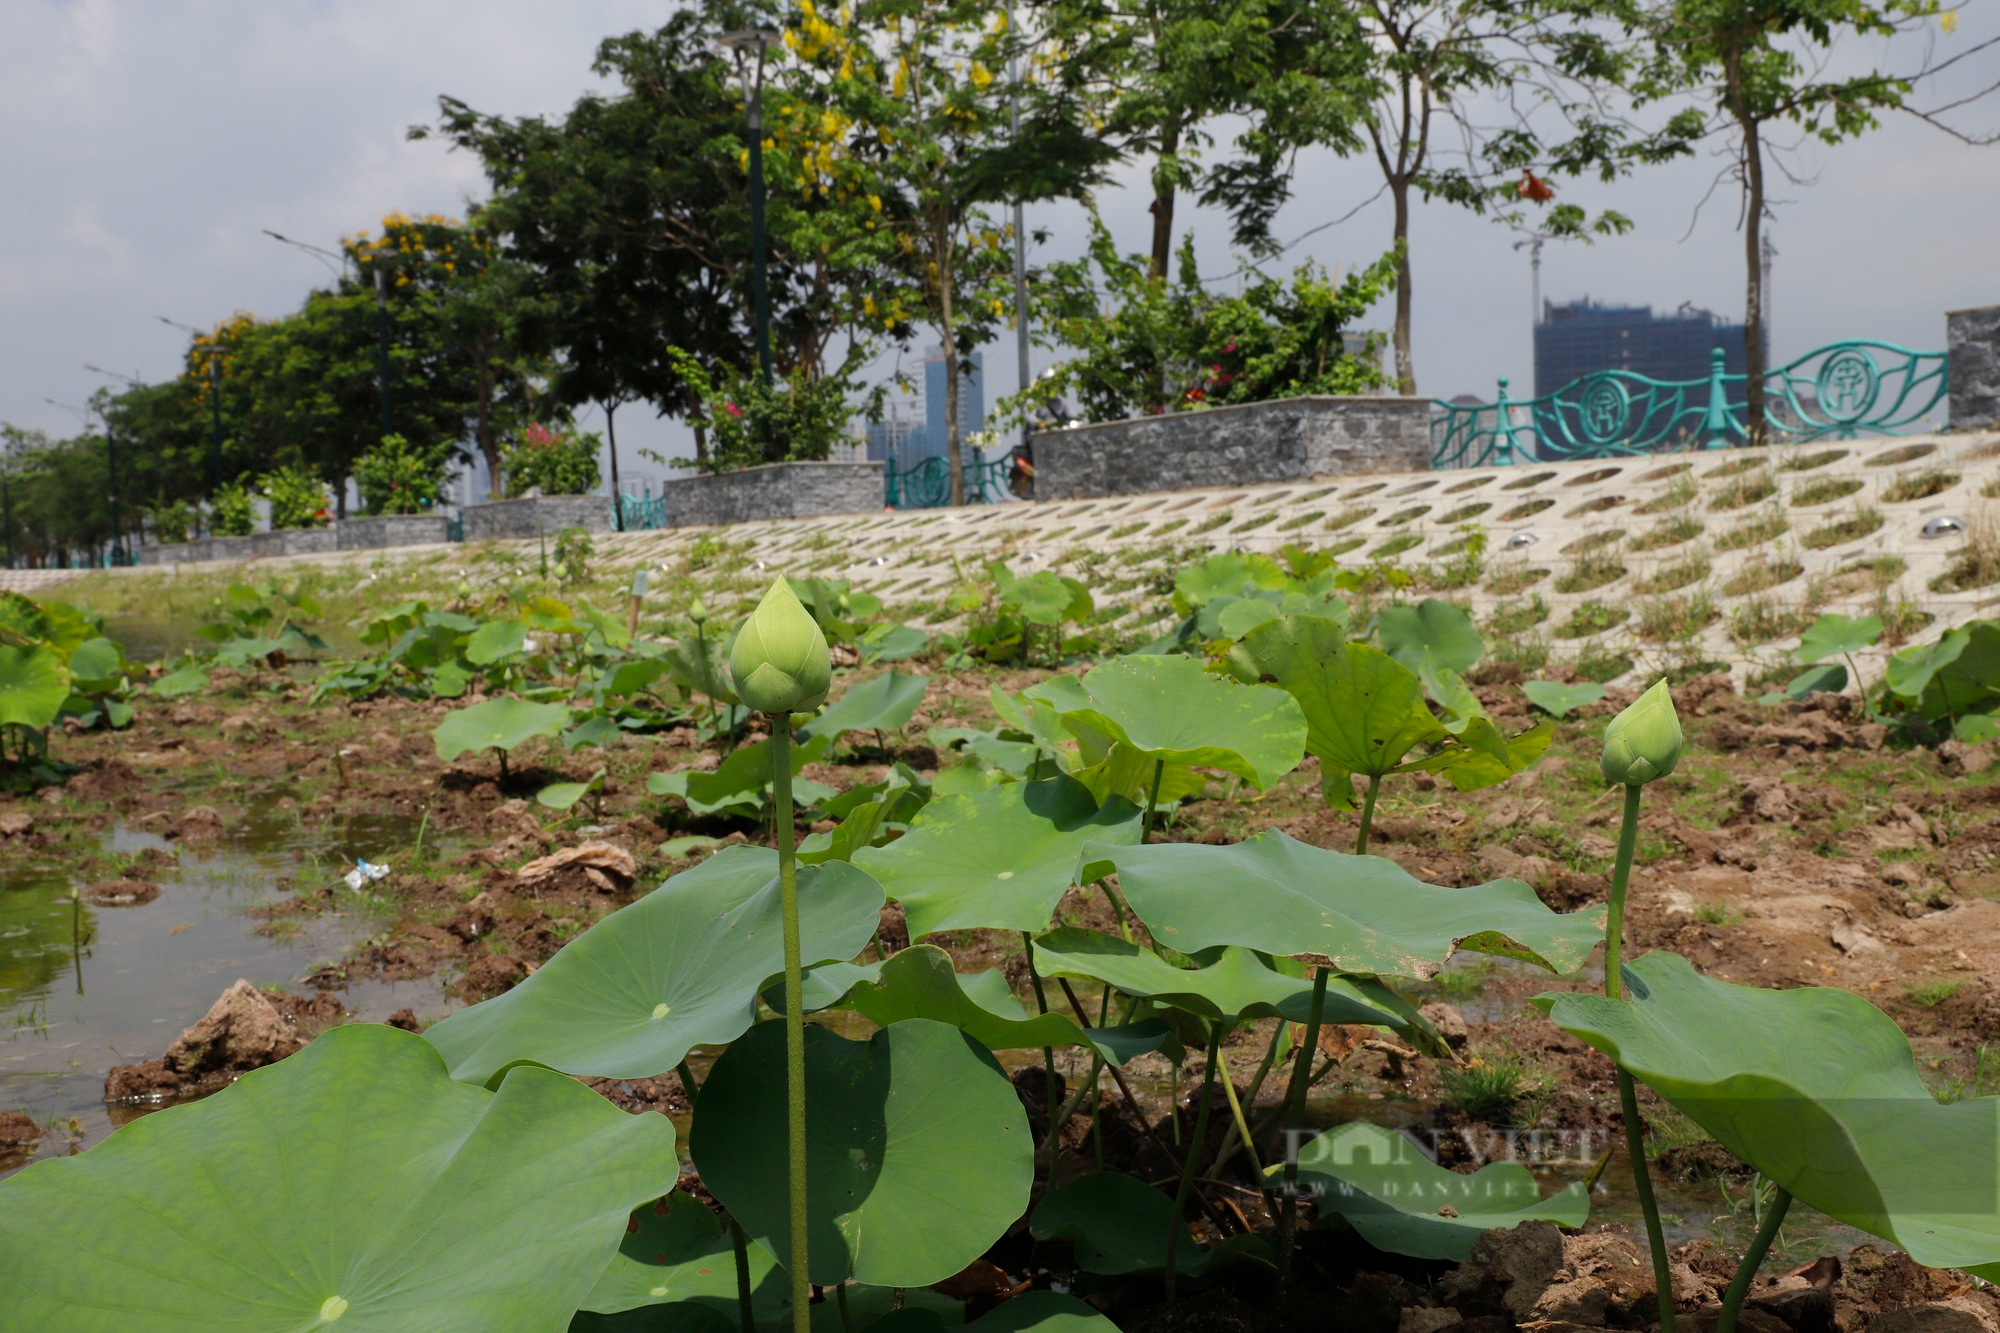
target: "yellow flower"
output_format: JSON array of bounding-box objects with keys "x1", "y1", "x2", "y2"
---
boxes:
[
  {"x1": 1942, "y1": 9, "x2": 1958, "y2": 32},
  {"x1": 868, "y1": 194, "x2": 882, "y2": 213},
  {"x1": 970, "y1": 61, "x2": 993, "y2": 89}
]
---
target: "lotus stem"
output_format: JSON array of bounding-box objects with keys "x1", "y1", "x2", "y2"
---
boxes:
[
  {"x1": 1355, "y1": 772, "x2": 1382, "y2": 856},
  {"x1": 1022, "y1": 931, "x2": 1061, "y2": 1188},
  {"x1": 730, "y1": 1217, "x2": 756, "y2": 1333},
  {"x1": 835, "y1": 1279, "x2": 855, "y2": 1333},
  {"x1": 1162, "y1": 1023, "x2": 1221, "y2": 1299},
  {"x1": 771, "y1": 722, "x2": 811, "y2": 1333},
  {"x1": 1212, "y1": 1044, "x2": 1276, "y2": 1219},
  {"x1": 1274, "y1": 968, "x2": 1327, "y2": 1275},
  {"x1": 1143, "y1": 757, "x2": 1165, "y2": 843},
  {"x1": 1210, "y1": 1019, "x2": 1286, "y2": 1174},
  {"x1": 1716, "y1": 1185, "x2": 1791, "y2": 1333},
  {"x1": 1608, "y1": 780, "x2": 1675, "y2": 1333},
  {"x1": 677, "y1": 1059, "x2": 702, "y2": 1107}
]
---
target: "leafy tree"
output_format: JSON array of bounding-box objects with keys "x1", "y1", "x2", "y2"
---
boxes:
[
  {"x1": 1212, "y1": 0, "x2": 1673, "y2": 395},
  {"x1": 1628, "y1": 0, "x2": 1999, "y2": 443}
]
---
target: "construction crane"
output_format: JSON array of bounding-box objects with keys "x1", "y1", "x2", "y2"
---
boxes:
[{"x1": 1514, "y1": 232, "x2": 1550, "y2": 327}]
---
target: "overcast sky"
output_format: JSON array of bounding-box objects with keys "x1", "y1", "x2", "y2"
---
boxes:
[{"x1": 4, "y1": 1, "x2": 1997, "y2": 478}]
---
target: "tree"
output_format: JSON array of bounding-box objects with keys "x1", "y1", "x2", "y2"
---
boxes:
[
  {"x1": 1630, "y1": 0, "x2": 1999, "y2": 443},
  {"x1": 1212, "y1": 0, "x2": 1672, "y2": 395}
]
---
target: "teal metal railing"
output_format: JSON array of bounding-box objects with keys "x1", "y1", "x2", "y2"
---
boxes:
[
  {"x1": 884, "y1": 453, "x2": 1013, "y2": 509},
  {"x1": 618, "y1": 489, "x2": 667, "y2": 531},
  {"x1": 1431, "y1": 340, "x2": 1950, "y2": 469}
]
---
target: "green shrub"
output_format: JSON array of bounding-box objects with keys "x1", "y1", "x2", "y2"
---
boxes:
[
  {"x1": 210, "y1": 485, "x2": 254, "y2": 537},
  {"x1": 258, "y1": 466, "x2": 329, "y2": 530},
  {"x1": 504, "y1": 423, "x2": 602, "y2": 497},
  {"x1": 553, "y1": 527, "x2": 595, "y2": 586},
  {"x1": 355, "y1": 434, "x2": 451, "y2": 515},
  {"x1": 665, "y1": 348, "x2": 853, "y2": 475},
  {"x1": 149, "y1": 501, "x2": 194, "y2": 545}
]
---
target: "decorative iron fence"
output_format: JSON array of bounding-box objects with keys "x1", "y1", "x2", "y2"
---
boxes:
[
  {"x1": 1430, "y1": 340, "x2": 1950, "y2": 469},
  {"x1": 883, "y1": 453, "x2": 1014, "y2": 509},
  {"x1": 617, "y1": 490, "x2": 667, "y2": 531}
]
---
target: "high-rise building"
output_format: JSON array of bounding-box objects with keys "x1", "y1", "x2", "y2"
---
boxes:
[
  {"x1": 1534, "y1": 299, "x2": 1748, "y2": 400},
  {"x1": 920, "y1": 344, "x2": 985, "y2": 452}
]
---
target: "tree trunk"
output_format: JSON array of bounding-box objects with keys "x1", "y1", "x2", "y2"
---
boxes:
[
  {"x1": 940, "y1": 219, "x2": 964, "y2": 508},
  {"x1": 475, "y1": 351, "x2": 500, "y2": 500},
  {"x1": 605, "y1": 401, "x2": 623, "y2": 531},
  {"x1": 1740, "y1": 122, "x2": 1768, "y2": 447},
  {"x1": 1149, "y1": 120, "x2": 1183, "y2": 282},
  {"x1": 1391, "y1": 178, "x2": 1416, "y2": 396},
  {"x1": 693, "y1": 422, "x2": 709, "y2": 467}
]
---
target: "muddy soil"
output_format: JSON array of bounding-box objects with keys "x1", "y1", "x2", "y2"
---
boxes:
[{"x1": 6, "y1": 660, "x2": 1999, "y2": 1329}]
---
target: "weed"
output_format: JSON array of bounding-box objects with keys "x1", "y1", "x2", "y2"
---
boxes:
[
  {"x1": 1694, "y1": 901, "x2": 1742, "y2": 926},
  {"x1": 1554, "y1": 550, "x2": 1626, "y2": 594},
  {"x1": 1152, "y1": 518, "x2": 1188, "y2": 536},
  {"x1": 1780, "y1": 448, "x2": 1848, "y2": 472},
  {"x1": 1379, "y1": 505, "x2": 1432, "y2": 527},
  {"x1": 1487, "y1": 595, "x2": 1550, "y2": 635},
  {"x1": 1276, "y1": 511, "x2": 1324, "y2": 532},
  {"x1": 1634, "y1": 590, "x2": 1718, "y2": 643},
  {"x1": 1188, "y1": 511, "x2": 1233, "y2": 536},
  {"x1": 1930, "y1": 511, "x2": 2000, "y2": 593},
  {"x1": 1435, "y1": 502, "x2": 1492, "y2": 524},
  {"x1": 1439, "y1": 1050, "x2": 1551, "y2": 1128},
  {"x1": 1232, "y1": 513, "x2": 1277, "y2": 533},
  {"x1": 1932, "y1": 1046, "x2": 2000, "y2": 1105},
  {"x1": 1560, "y1": 531, "x2": 1623, "y2": 556},
  {"x1": 1710, "y1": 470, "x2": 1777, "y2": 511},
  {"x1": 1634, "y1": 471, "x2": 1700, "y2": 517},
  {"x1": 1373, "y1": 533, "x2": 1424, "y2": 559},
  {"x1": 1634, "y1": 554, "x2": 1711, "y2": 594},
  {"x1": 1554, "y1": 600, "x2": 1628, "y2": 639},
  {"x1": 1325, "y1": 506, "x2": 1377, "y2": 530},
  {"x1": 1874, "y1": 592, "x2": 1935, "y2": 645},
  {"x1": 1721, "y1": 557, "x2": 1803, "y2": 598},
  {"x1": 1485, "y1": 565, "x2": 1549, "y2": 595},
  {"x1": 1716, "y1": 508, "x2": 1789, "y2": 551},
  {"x1": 1823, "y1": 555, "x2": 1907, "y2": 598},
  {"x1": 1488, "y1": 628, "x2": 1552, "y2": 672},
  {"x1": 1498, "y1": 497, "x2": 1556, "y2": 521},
  {"x1": 1574, "y1": 647, "x2": 1634, "y2": 682},
  {"x1": 1790, "y1": 476, "x2": 1863, "y2": 507},
  {"x1": 1883, "y1": 469, "x2": 1959, "y2": 503},
  {"x1": 1800, "y1": 507, "x2": 1884, "y2": 550},
  {"x1": 1630, "y1": 513, "x2": 1704, "y2": 552},
  {"x1": 1325, "y1": 535, "x2": 1368, "y2": 557},
  {"x1": 1905, "y1": 978, "x2": 1963, "y2": 1009},
  {"x1": 1727, "y1": 596, "x2": 1813, "y2": 647},
  {"x1": 1502, "y1": 470, "x2": 1557, "y2": 491},
  {"x1": 1425, "y1": 960, "x2": 1495, "y2": 998},
  {"x1": 1107, "y1": 522, "x2": 1148, "y2": 540}
]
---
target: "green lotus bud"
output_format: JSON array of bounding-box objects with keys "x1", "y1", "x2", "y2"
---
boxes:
[
  {"x1": 1600, "y1": 679, "x2": 1683, "y2": 786},
  {"x1": 456, "y1": 578, "x2": 473, "y2": 601},
  {"x1": 729, "y1": 578, "x2": 829, "y2": 715},
  {"x1": 689, "y1": 596, "x2": 709, "y2": 627}
]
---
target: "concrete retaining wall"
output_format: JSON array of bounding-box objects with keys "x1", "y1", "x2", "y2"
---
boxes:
[
  {"x1": 139, "y1": 527, "x2": 334, "y2": 565},
  {"x1": 337, "y1": 514, "x2": 450, "y2": 551},
  {"x1": 660, "y1": 461, "x2": 885, "y2": 527},
  {"x1": 1949, "y1": 304, "x2": 2000, "y2": 431},
  {"x1": 461, "y1": 495, "x2": 611, "y2": 542},
  {"x1": 1030, "y1": 396, "x2": 1430, "y2": 501}
]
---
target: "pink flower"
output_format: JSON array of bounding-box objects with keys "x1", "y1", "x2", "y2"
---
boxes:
[{"x1": 722, "y1": 402, "x2": 742, "y2": 419}]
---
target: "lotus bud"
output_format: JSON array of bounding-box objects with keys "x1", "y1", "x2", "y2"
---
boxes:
[
  {"x1": 455, "y1": 577, "x2": 472, "y2": 601},
  {"x1": 689, "y1": 596, "x2": 709, "y2": 628},
  {"x1": 1600, "y1": 679, "x2": 1683, "y2": 787},
  {"x1": 729, "y1": 578, "x2": 830, "y2": 715}
]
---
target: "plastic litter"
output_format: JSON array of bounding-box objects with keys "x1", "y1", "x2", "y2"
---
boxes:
[{"x1": 344, "y1": 858, "x2": 391, "y2": 891}]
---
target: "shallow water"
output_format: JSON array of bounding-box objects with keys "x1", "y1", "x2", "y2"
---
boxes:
[{"x1": 0, "y1": 819, "x2": 453, "y2": 1179}]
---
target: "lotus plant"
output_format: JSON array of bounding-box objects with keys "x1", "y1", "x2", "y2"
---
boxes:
[
  {"x1": 1598, "y1": 678, "x2": 1684, "y2": 1332},
  {"x1": 727, "y1": 577, "x2": 830, "y2": 1333}
]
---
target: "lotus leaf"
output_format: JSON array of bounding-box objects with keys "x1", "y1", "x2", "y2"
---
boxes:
[
  {"x1": 853, "y1": 776, "x2": 1142, "y2": 938},
  {"x1": 1536, "y1": 951, "x2": 2000, "y2": 1280},
  {"x1": 804, "y1": 945, "x2": 1180, "y2": 1065},
  {"x1": 648, "y1": 733, "x2": 834, "y2": 818},
  {"x1": 1028, "y1": 929, "x2": 1423, "y2": 1031},
  {"x1": 1796, "y1": 612, "x2": 1883, "y2": 665},
  {"x1": 691, "y1": 1019, "x2": 1033, "y2": 1287},
  {"x1": 538, "y1": 767, "x2": 607, "y2": 811},
  {"x1": 799, "y1": 670, "x2": 929, "y2": 743},
  {"x1": 1289, "y1": 1121, "x2": 1589, "y2": 1259},
  {"x1": 1522, "y1": 680, "x2": 1605, "y2": 718},
  {"x1": 0, "y1": 644, "x2": 69, "y2": 731},
  {"x1": 1090, "y1": 830, "x2": 1604, "y2": 977},
  {"x1": 423, "y1": 847, "x2": 884, "y2": 1083},
  {"x1": 1030, "y1": 1172, "x2": 1270, "y2": 1277},
  {"x1": 580, "y1": 1191, "x2": 786, "y2": 1317},
  {"x1": 1058, "y1": 655, "x2": 1306, "y2": 790},
  {"x1": 1375, "y1": 598, "x2": 1483, "y2": 675},
  {"x1": 433, "y1": 696, "x2": 571, "y2": 761},
  {"x1": 0, "y1": 1023, "x2": 676, "y2": 1331},
  {"x1": 465, "y1": 620, "x2": 527, "y2": 664},
  {"x1": 149, "y1": 663, "x2": 210, "y2": 699}
]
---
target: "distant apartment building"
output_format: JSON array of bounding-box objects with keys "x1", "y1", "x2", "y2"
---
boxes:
[
  {"x1": 863, "y1": 346, "x2": 986, "y2": 469},
  {"x1": 1534, "y1": 299, "x2": 1748, "y2": 399}
]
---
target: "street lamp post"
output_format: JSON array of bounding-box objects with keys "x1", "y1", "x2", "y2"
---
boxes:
[
  {"x1": 719, "y1": 30, "x2": 781, "y2": 387},
  {"x1": 360, "y1": 245, "x2": 397, "y2": 442},
  {"x1": 48, "y1": 391, "x2": 124, "y2": 567}
]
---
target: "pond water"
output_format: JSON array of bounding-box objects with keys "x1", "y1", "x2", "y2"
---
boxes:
[{"x1": 0, "y1": 818, "x2": 452, "y2": 1179}]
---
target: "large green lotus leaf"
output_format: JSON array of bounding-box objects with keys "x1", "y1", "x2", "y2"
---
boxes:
[
  {"x1": 579, "y1": 1191, "x2": 786, "y2": 1317},
  {"x1": 1092, "y1": 830, "x2": 1604, "y2": 978},
  {"x1": 1796, "y1": 612, "x2": 1883, "y2": 665},
  {"x1": 1173, "y1": 552, "x2": 1287, "y2": 612},
  {"x1": 1030, "y1": 1171, "x2": 1270, "y2": 1278},
  {"x1": 648, "y1": 733, "x2": 833, "y2": 817},
  {"x1": 0, "y1": 591, "x2": 54, "y2": 645},
  {"x1": 808, "y1": 945, "x2": 1180, "y2": 1065},
  {"x1": 799, "y1": 670, "x2": 929, "y2": 743},
  {"x1": 1399, "y1": 716, "x2": 1555, "y2": 794},
  {"x1": 1069, "y1": 740, "x2": 1207, "y2": 810},
  {"x1": 425, "y1": 847, "x2": 884, "y2": 1083},
  {"x1": 66, "y1": 636, "x2": 124, "y2": 689},
  {"x1": 882, "y1": 1293, "x2": 1114, "y2": 1333},
  {"x1": 1231, "y1": 618, "x2": 1442, "y2": 805},
  {"x1": 854, "y1": 776, "x2": 1142, "y2": 939},
  {"x1": 1522, "y1": 679, "x2": 1605, "y2": 718},
  {"x1": 150, "y1": 662, "x2": 210, "y2": 699},
  {"x1": 0, "y1": 644, "x2": 69, "y2": 731},
  {"x1": 1375, "y1": 598, "x2": 1483, "y2": 675},
  {"x1": 691, "y1": 1019, "x2": 1032, "y2": 1287},
  {"x1": 664, "y1": 631, "x2": 740, "y2": 706},
  {"x1": 465, "y1": 618, "x2": 527, "y2": 665},
  {"x1": 0, "y1": 1024, "x2": 675, "y2": 1332},
  {"x1": 1058, "y1": 655, "x2": 1306, "y2": 790},
  {"x1": 433, "y1": 696, "x2": 572, "y2": 760},
  {"x1": 1536, "y1": 951, "x2": 2000, "y2": 1280},
  {"x1": 581, "y1": 1268, "x2": 961, "y2": 1333},
  {"x1": 1288, "y1": 1121, "x2": 1589, "y2": 1260},
  {"x1": 1029, "y1": 928, "x2": 1419, "y2": 1031}
]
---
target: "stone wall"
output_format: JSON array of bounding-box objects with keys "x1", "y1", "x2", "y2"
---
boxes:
[
  {"x1": 139, "y1": 529, "x2": 334, "y2": 565},
  {"x1": 461, "y1": 495, "x2": 611, "y2": 543},
  {"x1": 336, "y1": 514, "x2": 450, "y2": 551},
  {"x1": 1949, "y1": 304, "x2": 2000, "y2": 431},
  {"x1": 1030, "y1": 396, "x2": 1431, "y2": 501},
  {"x1": 660, "y1": 461, "x2": 885, "y2": 527}
]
